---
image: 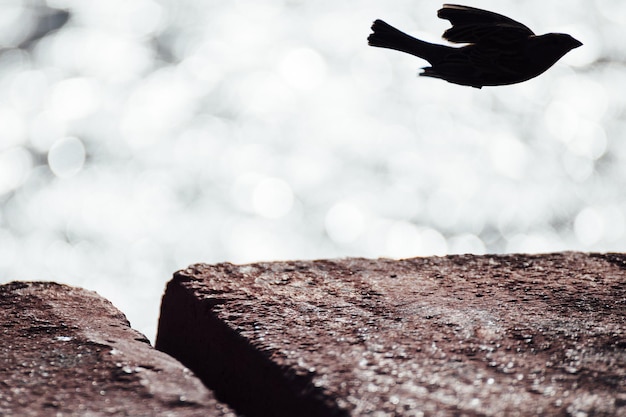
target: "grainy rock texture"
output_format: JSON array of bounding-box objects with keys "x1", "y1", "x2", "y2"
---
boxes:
[
  {"x1": 0, "y1": 281, "x2": 237, "y2": 417},
  {"x1": 156, "y1": 252, "x2": 626, "y2": 417}
]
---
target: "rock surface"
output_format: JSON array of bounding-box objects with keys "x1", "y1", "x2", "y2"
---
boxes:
[
  {"x1": 0, "y1": 281, "x2": 237, "y2": 417},
  {"x1": 156, "y1": 252, "x2": 626, "y2": 417}
]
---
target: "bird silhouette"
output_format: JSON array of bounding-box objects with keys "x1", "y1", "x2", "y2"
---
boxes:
[{"x1": 368, "y1": 4, "x2": 582, "y2": 88}]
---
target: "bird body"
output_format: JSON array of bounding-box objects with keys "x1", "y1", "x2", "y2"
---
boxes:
[{"x1": 368, "y1": 4, "x2": 582, "y2": 88}]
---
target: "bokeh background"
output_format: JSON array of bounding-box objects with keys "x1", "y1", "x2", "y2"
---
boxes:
[{"x1": 0, "y1": 0, "x2": 623, "y2": 341}]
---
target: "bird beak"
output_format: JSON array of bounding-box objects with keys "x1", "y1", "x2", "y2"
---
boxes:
[{"x1": 572, "y1": 38, "x2": 583, "y2": 49}]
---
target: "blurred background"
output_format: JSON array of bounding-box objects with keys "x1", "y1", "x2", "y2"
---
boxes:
[{"x1": 0, "y1": 0, "x2": 623, "y2": 341}]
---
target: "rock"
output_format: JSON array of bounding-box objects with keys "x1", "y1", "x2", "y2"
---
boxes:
[
  {"x1": 0, "y1": 281, "x2": 237, "y2": 417},
  {"x1": 156, "y1": 253, "x2": 626, "y2": 417}
]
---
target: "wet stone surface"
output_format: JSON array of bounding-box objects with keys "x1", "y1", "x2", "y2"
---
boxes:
[
  {"x1": 0, "y1": 281, "x2": 238, "y2": 417},
  {"x1": 157, "y1": 252, "x2": 626, "y2": 417}
]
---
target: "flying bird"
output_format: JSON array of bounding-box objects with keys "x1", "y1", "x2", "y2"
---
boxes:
[{"x1": 367, "y1": 4, "x2": 582, "y2": 88}]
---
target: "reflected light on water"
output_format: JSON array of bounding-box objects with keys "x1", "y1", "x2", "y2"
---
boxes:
[{"x1": 0, "y1": 1, "x2": 623, "y2": 342}]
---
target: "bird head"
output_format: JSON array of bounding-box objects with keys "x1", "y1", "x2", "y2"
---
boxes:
[
  {"x1": 529, "y1": 33, "x2": 582, "y2": 64},
  {"x1": 551, "y1": 33, "x2": 583, "y2": 50}
]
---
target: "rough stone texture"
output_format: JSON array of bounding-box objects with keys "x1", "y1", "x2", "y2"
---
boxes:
[
  {"x1": 0, "y1": 281, "x2": 238, "y2": 417},
  {"x1": 156, "y1": 252, "x2": 626, "y2": 417}
]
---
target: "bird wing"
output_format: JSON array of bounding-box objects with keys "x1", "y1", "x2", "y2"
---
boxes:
[{"x1": 437, "y1": 4, "x2": 534, "y2": 44}]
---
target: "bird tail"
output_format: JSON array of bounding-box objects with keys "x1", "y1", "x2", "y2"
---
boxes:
[{"x1": 367, "y1": 20, "x2": 448, "y2": 65}]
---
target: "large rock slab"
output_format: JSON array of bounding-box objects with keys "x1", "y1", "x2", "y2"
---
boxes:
[
  {"x1": 156, "y1": 252, "x2": 626, "y2": 417},
  {"x1": 0, "y1": 281, "x2": 237, "y2": 417}
]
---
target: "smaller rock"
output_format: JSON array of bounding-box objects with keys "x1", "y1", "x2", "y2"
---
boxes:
[{"x1": 0, "y1": 281, "x2": 237, "y2": 417}]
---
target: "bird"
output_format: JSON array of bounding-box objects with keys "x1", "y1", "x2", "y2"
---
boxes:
[{"x1": 367, "y1": 4, "x2": 582, "y2": 88}]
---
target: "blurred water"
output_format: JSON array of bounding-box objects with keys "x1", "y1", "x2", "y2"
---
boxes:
[{"x1": 0, "y1": 0, "x2": 623, "y2": 341}]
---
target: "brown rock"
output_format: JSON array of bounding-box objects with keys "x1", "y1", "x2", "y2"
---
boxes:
[
  {"x1": 156, "y1": 252, "x2": 626, "y2": 417},
  {"x1": 0, "y1": 281, "x2": 237, "y2": 417}
]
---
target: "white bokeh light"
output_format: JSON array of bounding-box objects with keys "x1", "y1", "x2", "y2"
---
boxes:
[
  {"x1": 325, "y1": 201, "x2": 367, "y2": 244},
  {"x1": 575, "y1": 207, "x2": 605, "y2": 247},
  {"x1": 0, "y1": 106, "x2": 26, "y2": 149},
  {"x1": 0, "y1": 3, "x2": 34, "y2": 48},
  {"x1": 252, "y1": 177, "x2": 294, "y2": 219},
  {"x1": 384, "y1": 222, "x2": 447, "y2": 258},
  {"x1": 29, "y1": 111, "x2": 67, "y2": 153},
  {"x1": 489, "y1": 133, "x2": 529, "y2": 179},
  {"x1": 0, "y1": 147, "x2": 33, "y2": 195},
  {"x1": 448, "y1": 234, "x2": 486, "y2": 255},
  {"x1": 278, "y1": 47, "x2": 328, "y2": 92},
  {"x1": 48, "y1": 136, "x2": 86, "y2": 178},
  {"x1": 48, "y1": 77, "x2": 101, "y2": 121},
  {"x1": 0, "y1": 229, "x2": 17, "y2": 269}
]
